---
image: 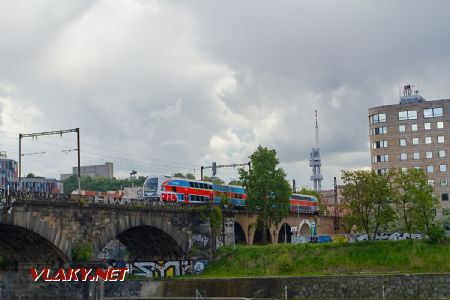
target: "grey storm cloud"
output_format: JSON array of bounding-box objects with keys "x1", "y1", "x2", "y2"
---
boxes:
[{"x1": 1, "y1": 0, "x2": 450, "y2": 188}]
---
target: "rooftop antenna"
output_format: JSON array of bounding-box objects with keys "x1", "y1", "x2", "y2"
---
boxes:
[{"x1": 309, "y1": 110, "x2": 323, "y2": 191}]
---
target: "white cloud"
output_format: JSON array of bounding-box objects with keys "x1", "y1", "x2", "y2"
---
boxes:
[{"x1": 1, "y1": 0, "x2": 450, "y2": 187}]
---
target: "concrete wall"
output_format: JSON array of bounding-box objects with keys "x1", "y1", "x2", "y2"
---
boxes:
[
  {"x1": 0, "y1": 271, "x2": 103, "y2": 300},
  {"x1": 104, "y1": 273, "x2": 450, "y2": 299}
]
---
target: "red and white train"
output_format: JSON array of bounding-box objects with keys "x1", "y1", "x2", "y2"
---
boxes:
[{"x1": 143, "y1": 176, "x2": 319, "y2": 214}]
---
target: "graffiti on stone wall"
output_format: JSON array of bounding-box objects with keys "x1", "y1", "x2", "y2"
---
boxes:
[
  {"x1": 125, "y1": 260, "x2": 208, "y2": 278},
  {"x1": 216, "y1": 233, "x2": 223, "y2": 249},
  {"x1": 291, "y1": 232, "x2": 424, "y2": 244},
  {"x1": 127, "y1": 261, "x2": 190, "y2": 278},
  {"x1": 351, "y1": 232, "x2": 424, "y2": 242},
  {"x1": 191, "y1": 233, "x2": 209, "y2": 248},
  {"x1": 192, "y1": 260, "x2": 208, "y2": 275}
]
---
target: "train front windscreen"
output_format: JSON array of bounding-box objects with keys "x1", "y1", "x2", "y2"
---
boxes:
[{"x1": 143, "y1": 177, "x2": 159, "y2": 198}]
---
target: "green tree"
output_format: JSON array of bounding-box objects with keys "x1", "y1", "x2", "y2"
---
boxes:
[
  {"x1": 228, "y1": 179, "x2": 243, "y2": 186},
  {"x1": 173, "y1": 173, "x2": 186, "y2": 178},
  {"x1": 185, "y1": 173, "x2": 196, "y2": 180},
  {"x1": 297, "y1": 187, "x2": 320, "y2": 200},
  {"x1": 393, "y1": 168, "x2": 437, "y2": 236},
  {"x1": 203, "y1": 176, "x2": 225, "y2": 184},
  {"x1": 341, "y1": 170, "x2": 396, "y2": 239},
  {"x1": 239, "y1": 145, "x2": 291, "y2": 243},
  {"x1": 62, "y1": 175, "x2": 148, "y2": 194}
]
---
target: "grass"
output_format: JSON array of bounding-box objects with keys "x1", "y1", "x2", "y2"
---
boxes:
[{"x1": 196, "y1": 240, "x2": 450, "y2": 278}]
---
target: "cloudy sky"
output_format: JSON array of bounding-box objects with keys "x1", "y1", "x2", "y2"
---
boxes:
[{"x1": 1, "y1": 0, "x2": 450, "y2": 189}]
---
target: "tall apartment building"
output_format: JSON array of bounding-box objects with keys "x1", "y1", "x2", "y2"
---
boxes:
[{"x1": 368, "y1": 85, "x2": 450, "y2": 216}]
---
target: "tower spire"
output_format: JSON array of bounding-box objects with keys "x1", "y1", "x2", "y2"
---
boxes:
[
  {"x1": 315, "y1": 109, "x2": 319, "y2": 147},
  {"x1": 310, "y1": 110, "x2": 323, "y2": 191}
]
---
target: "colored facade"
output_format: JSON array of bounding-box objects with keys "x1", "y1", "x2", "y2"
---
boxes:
[
  {"x1": 15, "y1": 177, "x2": 64, "y2": 194},
  {"x1": 0, "y1": 159, "x2": 18, "y2": 190},
  {"x1": 368, "y1": 87, "x2": 450, "y2": 216}
]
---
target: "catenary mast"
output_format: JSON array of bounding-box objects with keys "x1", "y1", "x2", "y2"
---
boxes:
[{"x1": 309, "y1": 110, "x2": 323, "y2": 191}]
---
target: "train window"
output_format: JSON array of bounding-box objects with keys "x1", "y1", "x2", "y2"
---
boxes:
[{"x1": 189, "y1": 182, "x2": 194, "y2": 188}]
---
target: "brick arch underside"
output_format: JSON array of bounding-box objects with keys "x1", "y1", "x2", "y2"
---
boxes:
[
  {"x1": 94, "y1": 217, "x2": 189, "y2": 261},
  {"x1": 0, "y1": 224, "x2": 68, "y2": 267},
  {"x1": 1, "y1": 212, "x2": 70, "y2": 257}
]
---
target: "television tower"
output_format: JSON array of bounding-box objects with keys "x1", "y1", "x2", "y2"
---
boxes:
[{"x1": 309, "y1": 110, "x2": 323, "y2": 191}]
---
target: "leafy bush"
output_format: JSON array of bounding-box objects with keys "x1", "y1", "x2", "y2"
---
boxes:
[
  {"x1": 332, "y1": 235, "x2": 348, "y2": 244},
  {"x1": 209, "y1": 206, "x2": 223, "y2": 235},
  {"x1": 220, "y1": 194, "x2": 231, "y2": 207},
  {"x1": 72, "y1": 241, "x2": 93, "y2": 261},
  {"x1": 276, "y1": 252, "x2": 292, "y2": 272},
  {"x1": 193, "y1": 206, "x2": 208, "y2": 222},
  {"x1": 426, "y1": 224, "x2": 446, "y2": 244}
]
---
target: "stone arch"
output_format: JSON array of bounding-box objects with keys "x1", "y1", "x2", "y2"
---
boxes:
[
  {"x1": 234, "y1": 221, "x2": 247, "y2": 245},
  {"x1": 277, "y1": 223, "x2": 292, "y2": 243},
  {"x1": 299, "y1": 219, "x2": 312, "y2": 236},
  {"x1": 93, "y1": 215, "x2": 190, "y2": 260},
  {"x1": 253, "y1": 227, "x2": 272, "y2": 244},
  {"x1": 0, "y1": 223, "x2": 68, "y2": 268},
  {"x1": 0, "y1": 211, "x2": 70, "y2": 257}
]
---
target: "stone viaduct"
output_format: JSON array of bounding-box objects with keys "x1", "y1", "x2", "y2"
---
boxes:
[{"x1": 0, "y1": 199, "x2": 338, "y2": 268}]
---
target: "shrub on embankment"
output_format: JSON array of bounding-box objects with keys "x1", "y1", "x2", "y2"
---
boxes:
[{"x1": 198, "y1": 240, "x2": 450, "y2": 277}]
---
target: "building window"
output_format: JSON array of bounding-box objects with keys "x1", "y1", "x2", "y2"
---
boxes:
[
  {"x1": 411, "y1": 124, "x2": 418, "y2": 131},
  {"x1": 440, "y1": 179, "x2": 448, "y2": 187},
  {"x1": 413, "y1": 152, "x2": 420, "y2": 160},
  {"x1": 369, "y1": 113, "x2": 386, "y2": 124},
  {"x1": 424, "y1": 107, "x2": 443, "y2": 118},
  {"x1": 437, "y1": 121, "x2": 444, "y2": 129},
  {"x1": 428, "y1": 180, "x2": 435, "y2": 187},
  {"x1": 371, "y1": 127, "x2": 387, "y2": 135},
  {"x1": 412, "y1": 138, "x2": 419, "y2": 145},
  {"x1": 402, "y1": 168, "x2": 408, "y2": 173},
  {"x1": 399, "y1": 110, "x2": 417, "y2": 120},
  {"x1": 372, "y1": 141, "x2": 388, "y2": 149},
  {"x1": 426, "y1": 151, "x2": 433, "y2": 159},
  {"x1": 424, "y1": 122, "x2": 431, "y2": 130},
  {"x1": 427, "y1": 165, "x2": 434, "y2": 173},
  {"x1": 400, "y1": 139, "x2": 407, "y2": 146},
  {"x1": 373, "y1": 155, "x2": 389, "y2": 163},
  {"x1": 440, "y1": 164, "x2": 447, "y2": 172},
  {"x1": 438, "y1": 136, "x2": 445, "y2": 144},
  {"x1": 400, "y1": 153, "x2": 408, "y2": 161},
  {"x1": 377, "y1": 168, "x2": 388, "y2": 175},
  {"x1": 442, "y1": 193, "x2": 449, "y2": 201},
  {"x1": 414, "y1": 166, "x2": 421, "y2": 170},
  {"x1": 399, "y1": 125, "x2": 405, "y2": 133},
  {"x1": 425, "y1": 137, "x2": 432, "y2": 144},
  {"x1": 439, "y1": 150, "x2": 446, "y2": 158}
]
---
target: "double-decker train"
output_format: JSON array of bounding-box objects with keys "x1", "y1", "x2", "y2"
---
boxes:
[{"x1": 143, "y1": 176, "x2": 319, "y2": 214}]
